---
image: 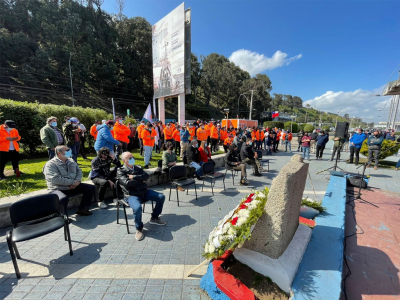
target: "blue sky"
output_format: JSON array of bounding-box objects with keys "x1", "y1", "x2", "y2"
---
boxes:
[{"x1": 103, "y1": 0, "x2": 400, "y2": 124}]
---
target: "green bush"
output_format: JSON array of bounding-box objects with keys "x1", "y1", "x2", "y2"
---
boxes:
[
  {"x1": 298, "y1": 124, "x2": 306, "y2": 131},
  {"x1": 303, "y1": 124, "x2": 315, "y2": 133},
  {"x1": 263, "y1": 121, "x2": 285, "y2": 129},
  {"x1": 0, "y1": 98, "x2": 112, "y2": 154},
  {"x1": 284, "y1": 122, "x2": 299, "y2": 133},
  {"x1": 123, "y1": 116, "x2": 137, "y2": 126},
  {"x1": 360, "y1": 139, "x2": 400, "y2": 160},
  {"x1": 322, "y1": 125, "x2": 330, "y2": 132}
]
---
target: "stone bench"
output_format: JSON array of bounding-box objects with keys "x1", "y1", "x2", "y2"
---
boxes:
[{"x1": 0, "y1": 154, "x2": 226, "y2": 228}]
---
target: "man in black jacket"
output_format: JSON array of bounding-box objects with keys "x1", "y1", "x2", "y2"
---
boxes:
[
  {"x1": 90, "y1": 147, "x2": 121, "y2": 209},
  {"x1": 117, "y1": 152, "x2": 166, "y2": 241},
  {"x1": 240, "y1": 137, "x2": 262, "y2": 176},
  {"x1": 186, "y1": 139, "x2": 203, "y2": 179}
]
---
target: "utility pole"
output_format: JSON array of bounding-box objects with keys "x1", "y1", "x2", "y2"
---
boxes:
[
  {"x1": 249, "y1": 89, "x2": 254, "y2": 120},
  {"x1": 68, "y1": 52, "x2": 74, "y2": 106},
  {"x1": 390, "y1": 95, "x2": 400, "y2": 130}
]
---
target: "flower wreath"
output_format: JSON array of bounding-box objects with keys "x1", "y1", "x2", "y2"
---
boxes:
[{"x1": 203, "y1": 187, "x2": 269, "y2": 259}]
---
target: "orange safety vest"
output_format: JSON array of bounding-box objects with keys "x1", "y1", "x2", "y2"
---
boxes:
[
  {"x1": 90, "y1": 125, "x2": 98, "y2": 140},
  {"x1": 197, "y1": 128, "x2": 208, "y2": 141},
  {"x1": 113, "y1": 122, "x2": 130, "y2": 143},
  {"x1": 276, "y1": 131, "x2": 281, "y2": 141},
  {"x1": 142, "y1": 128, "x2": 156, "y2": 147},
  {"x1": 251, "y1": 131, "x2": 256, "y2": 141},
  {"x1": 220, "y1": 130, "x2": 228, "y2": 141},
  {"x1": 0, "y1": 125, "x2": 21, "y2": 152},
  {"x1": 288, "y1": 133, "x2": 293, "y2": 141},
  {"x1": 189, "y1": 127, "x2": 196, "y2": 140},
  {"x1": 164, "y1": 127, "x2": 174, "y2": 140},
  {"x1": 256, "y1": 130, "x2": 264, "y2": 141},
  {"x1": 230, "y1": 130, "x2": 236, "y2": 137},
  {"x1": 137, "y1": 124, "x2": 145, "y2": 139},
  {"x1": 172, "y1": 129, "x2": 181, "y2": 142},
  {"x1": 204, "y1": 124, "x2": 211, "y2": 137},
  {"x1": 210, "y1": 125, "x2": 218, "y2": 139},
  {"x1": 224, "y1": 137, "x2": 234, "y2": 146}
]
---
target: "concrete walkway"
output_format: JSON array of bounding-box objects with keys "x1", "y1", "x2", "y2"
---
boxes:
[{"x1": 0, "y1": 145, "x2": 399, "y2": 300}]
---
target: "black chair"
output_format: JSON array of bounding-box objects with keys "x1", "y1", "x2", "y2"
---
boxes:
[
  {"x1": 224, "y1": 159, "x2": 240, "y2": 186},
  {"x1": 256, "y1": 150, "x2": 270, "y2": 171},
  {"x1": 169, "y1": 165, "x2": 197, "y2": 206},
  {"x1": 115, "y1": 179, "x2": 154, "y2": 234},
  {"x1": 183, "y1": 155, "x2": 195, "y2": 178},
  {"x1": 7, "y1": 194, "x2": 73, "y2": 279},
  {"x1": 155, "y1": 159, "x2": 169, "y2": 188},
  {"x1": 201, "y1": 161, "x2": 225, "y2": 195}
]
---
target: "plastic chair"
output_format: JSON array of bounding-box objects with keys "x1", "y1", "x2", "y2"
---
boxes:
[
  {"x1": 256, "y1": 150, "x2": 270, "y2": 171},
  {"x1": 168, "y1": 165, "x2": 197, "y2": 206},
  {"x1": 201, "y1": 161, "x2": 225, "y2": 195},
  {"x1": 155, "y1": 159, "x2": 169, "y2": 188},
  {"x1": 224, "y1": 158, "x2": 240, "y2": 186},
  {"x1": 6, "y1": 194, "x2": 73, "y2": 279}
]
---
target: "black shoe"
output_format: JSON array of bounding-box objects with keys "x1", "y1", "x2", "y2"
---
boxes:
[
  {"x1": 347, "y1": 161, "x2": 353, "y2": 164},
  {"x1": 195, "y1": 175, "x2": 202, "y2": 180},
  {"x1": 254, "y1": 172, "x2": 262, "y2": 177},
  {"x1": 240, "y1": 180, "x2": 248, "y2": 186},
  {"x1": 330, "y1": 159, "x2": 333, "y2": 161},
  {"x1": 144, "y1": 165, "x2": 149, "y2": 169}
]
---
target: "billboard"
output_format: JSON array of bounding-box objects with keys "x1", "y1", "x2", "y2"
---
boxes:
[{"x1": 152, "y1": 3, "x2": 185, "y2": 98}]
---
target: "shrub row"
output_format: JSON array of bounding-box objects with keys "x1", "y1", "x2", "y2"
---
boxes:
[{"x1": 0, "y1": 99, "x2": 113, "y2": 154}]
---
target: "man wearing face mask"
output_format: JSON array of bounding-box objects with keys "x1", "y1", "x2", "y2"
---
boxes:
[
  {"x1": 62, "y1": 117, "x2": 81, "y2": 163},
  {"x1": 117, "y1": 151, "x2": 166, "y2": 241},
  {"x1": 366, "y1": 130, "x2": 384, "y2": 170},
  {"x1": 90, "y1": 147, "x2": 121, "y2": 209},
  {"x1": 0, "y1": 120, "x2": 23, "y2": 180},
  {"x1": 186, "y1": 139, "x2": 203, "y2": 179},
  {"x1": 196, "y1": 123, "x2": 208, "y2": 148},
  {"x1": 142, "y1": 122, "x2": 157, "y2": 169},
  {"x1": 348, "y1": 128, "x2": 366, "y2": 165},
  {"x1": 43, "y1": 145, "x2": 95, "y2": 216},
  {"x1": 240, "y1": 137, "x2": 262, "y2": 176},
  {"x1": 40, "y1": 116, "x2": 65, "y2": 160},
  {"x1": 94, "y1": 120, "x2": 121, "y2": 156}
]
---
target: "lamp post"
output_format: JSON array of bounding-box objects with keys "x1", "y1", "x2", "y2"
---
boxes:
[{"x1": 238, "y1": 94, "x2": 249, "y2": 119}]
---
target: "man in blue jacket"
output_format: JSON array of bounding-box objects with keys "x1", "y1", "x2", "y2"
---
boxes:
[
  {"x1": 367, "y1": 129, "x2": 384, "y2": 170},
  {"x1": 180, "y1": 124, "x2": 190, "y2": 158},
  {"x1": 348, "y1": 128, "x2": 366, "y2": 165},
  {"x1": 94, "y1": 120, "x2": 121, "y2": 155},
  {"x1": 315, "y1": 131, "x2": 329, "y2": 160}
]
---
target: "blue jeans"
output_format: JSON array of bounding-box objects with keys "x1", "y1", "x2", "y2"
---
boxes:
[
  {"x1": 302, "y1": 146, "x2": 310, "y2": 159},
  {"x1": 48, "y1": 149, "x2": 55, "y2": 160},
  {"x1": 144, "y1": 145, "x2": 153, "y2": 166},
  {"x1": 127, "y1": 190, "x2": 166, "y2": 230},
  {"x1": 190, "y1": 162, "x2": 202, "y2": 176},
  {"x1": 285, "y1": 140, "x2": 291, "y2": 152},
  {"x1": 396, "y1": 159, "x2": 400, "y2": 169},
  {"x1": 69, "y1": 141, "x2": 80, "y2": 163},
  {"x1": 256, "y1": 140, "x2": 262, "y2": 150}
]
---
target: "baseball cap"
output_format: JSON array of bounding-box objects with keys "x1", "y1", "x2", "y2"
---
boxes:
[{"x1": 5, "y1": 120, "x2": 16, "y2": 128}]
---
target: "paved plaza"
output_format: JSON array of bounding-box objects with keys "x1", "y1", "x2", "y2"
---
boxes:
[{"x1": 1, "y1": 146, "x2": 399, "y2": 300}]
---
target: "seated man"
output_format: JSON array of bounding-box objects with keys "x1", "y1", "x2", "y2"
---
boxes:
[
  {"x1": 43, "y1": 145, "x2": 95, "y2": 216},
  {"x1": 186, "y1": 139, "x2": 203, "y2": 179},
  {"x1": 90, "y1": 147, "x2": 121, "y2": 209},
  {"x1": 240, "y1": 137, "x2": 262, "y2": 177},
  {"x1": 117, "y1": 152, "x2": 166, "y2": 241}
]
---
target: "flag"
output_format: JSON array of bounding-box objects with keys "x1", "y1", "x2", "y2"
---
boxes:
[
  {"x1": 153, "y1": 96, "x2": 157, "y2": 121},
  {"x1": 272, "y1": 111, "x2": 279, "y2": 118},
  {"x1": 143, "y1": 103, "x2": 153, "y2": 123}
]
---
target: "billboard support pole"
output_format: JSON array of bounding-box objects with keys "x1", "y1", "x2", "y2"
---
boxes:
[
  {"x1": 178, "y1": 93, "x2": 185, "y2": 125},
  {"x1": 158, "y1": 97, "x2": 165, "y2": 124},
  {"x1": 249, "y1": 90, "x2": 254, "y2": 120}
]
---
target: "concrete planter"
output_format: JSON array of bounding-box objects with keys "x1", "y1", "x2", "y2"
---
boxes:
[{"x1": 299, "y1": 205, "x2": 320, "y2": 219}]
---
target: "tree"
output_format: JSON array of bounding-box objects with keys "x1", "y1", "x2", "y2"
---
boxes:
[
  {"x1": 306, "y1": 104, "x2": 311, "y2": 108},
  {"x1": 272, "y1": 94, "x2": 283, "y2": 109},
  {"x1": 343, "y1": 113, "x2": 349, "y2": 119}
]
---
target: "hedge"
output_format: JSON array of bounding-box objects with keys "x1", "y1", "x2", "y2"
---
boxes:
[
  {"x1": 298, "y1": 124, "x2": 306, "y2": 131},
  {"x1": 303, "y1": 124, "x2": 315, "y2": 132},
  {"x1": 360, "y1": 139, "x2": 400, "y2": 160},
  {"x1": 284, "y1": 122, "x2": 299, "y2": 133},
  {"x1": 322, "y1": 125, "x2": 330, "y2": 132},
  {"x1": 0, "y1": 99, "x2": 112, "y2": 154},
  {"x1": 263, "y1": 121, "x2": 285, "y2": 129}
]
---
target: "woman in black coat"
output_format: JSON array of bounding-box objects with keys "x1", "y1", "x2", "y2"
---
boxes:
[{"x1": 225, "y1": 144, "x2": 247, "y2": 186}]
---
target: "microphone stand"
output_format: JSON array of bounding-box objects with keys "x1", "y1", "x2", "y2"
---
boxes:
[{"x1": 316, "y1": 138, "x2": 345, "y2": 174}]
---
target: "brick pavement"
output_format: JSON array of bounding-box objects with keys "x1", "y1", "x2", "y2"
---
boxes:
[{"x1": 0, "y1": 144, "x2": 399, "y2": 299}]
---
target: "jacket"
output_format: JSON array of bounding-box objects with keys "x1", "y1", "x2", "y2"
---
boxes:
[
  {"x1": 197, "y1": 128, "x2": 208, "y2": 141},
  {"x1": 310, "y1": 132, "x2": 318, "y2": 141},
  {"x1": 162, "y1": 151, "x2": 177, "y2": 170},
  {"x1": 241, "y1": 144, "x2": 255, "y2": 160},
  {"x1": 117, "y1": 165, "x2": 149, "y2": 197},
  {"x1": 43, "y1": 157, "x2": 82, "y2": 191},
  {"x1": 350, "y1": 133, "x2": 366, "y2": 148},
  {"x1": 220, "y1": 130, "x2": 228, "y2": 141},
  {"x1": 188, "y1": 127, "x2": 196, "y2": 140},
  {"x1": 180, "y1": 129, "x2": 190, "y2": 143},
  {"x1": 63, "y1": 123, "x2": 79, "y2": 146},
  {"x1": 90, "y1": 124, "x2": 98, "y2": 140},
  {"x1": 142, "y1": 127, "x2": 156, "y2": 147},
  {"x1": 186, "y1": 145, "x2": 200, "y2": 164},
  {"x1": 90, "y1": 156, "x2": 121, "y2": 180},
  {"x1": 297, "y1": 132, "x2": 304, "y2": 142},
  {"x1": 385, "y1": 133, "x2": 395, "y2": 141},
  {"x1": 367, "y1": 135, "x2": 384, "y2": 150},
  {"x1": 302, "y1": 135, "x2": 312, "y2": 147},
  {"x1": 224, "y1": 137, "x2": 234, "y2": 146},
  {"x1": 113, "y1": 122, "x2": 130, "y2": 143},
  {"x1": 164, "y1": 127, "x2": 174, "y2": 140},
  {"x1": 199, "y1": 146, "x2": 211, "y2": 163},
  {"x1": 0, "y1": 125, "x2": 21, "y2": 152},
  {"x1": 317, "y1": 135, "x2": 329, "y2": 145},
  {"x1": 137, "y1": 124, "x2": 145, "y2": 139},
  {"x1": 40, "y1": 124, "x2": 61, "y2": 150},
  {"x1": 210, "y1": 125, "x2": 219, "y2": 139},
  {"x1": 172, "y1": 129, "x2": 181, "y2": 142},
  {"x1": 225, "y1": 151, "x2": 239, "y2": 167},
  {"x1": 94, "y1": 125, "x2": 120, "y2": 151}
]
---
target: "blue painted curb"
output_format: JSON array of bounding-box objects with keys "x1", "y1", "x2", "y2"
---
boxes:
[
  {"x1": 291, "y1": 175, "x2": 347, "y2": 300},
  {"x1": 200, "y1": 263, "x2": 231, "y2": 300}
]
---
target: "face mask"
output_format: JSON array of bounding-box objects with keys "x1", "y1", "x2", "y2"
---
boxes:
[
  {"x1": 110, "y1": 126, "x2": 114, "y2": 130},
  {"x1": 51, "y1": 122, "x2": 57, "y2": 127},
  {"x1": 249, "y1": 142, "x2": 252, "y2": 146},
  {"x1": 205, "y1": 143, "x2": 207, "y2": 147},
  {"x1": 319, "y1": 133, "x2": 322, "y2": 136},
  {"x1": 128, "y1": 158, "x2": 135, "y2": 165},
  {"x1": 72, "y1": 124, "x2": 77, "y2": 127},
  {"x1": 64, "y1": 150, "x2": 72, "y2": 158},
  {"x1": 119, "y1": 120, "x2": 123, "y2": 124},
  {"x1": 67, "y1": 120, "x2": 71, "y2": 123},
  {"x1": 201, "y1": 126, "x2": 204, "y2": 129}
]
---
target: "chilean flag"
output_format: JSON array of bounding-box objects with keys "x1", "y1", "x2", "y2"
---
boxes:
[{"x1": 272, "y1": 111, "x2": 279, "y2": 118}]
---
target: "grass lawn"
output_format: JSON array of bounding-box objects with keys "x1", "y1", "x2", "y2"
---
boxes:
[
  {"x1": 346, "y1": 157, "x2": 398, "y2": 169},
  {"x1": 2, "y1": 149, "x2": 224, "y2": 196}
]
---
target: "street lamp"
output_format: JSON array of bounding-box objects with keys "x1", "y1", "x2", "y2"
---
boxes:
[{"x1": 237, "y1": 94, "x2": 249, "y2": 118}]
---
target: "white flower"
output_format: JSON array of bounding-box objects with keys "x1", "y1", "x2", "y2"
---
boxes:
[
  {"x1": 236, "y1": 217, "x2": 246, "y2": 226},
  {"x1": 228, "y1": 227, "x2": 235, "y2": 235},
  {"x1": 222, "y1": 222, "x2": 231, "y2": 234},
  {"x1": 238, "y1": 209, "x2": 250, "y2": 218},
  {"x1": 209, "y1": 243, "x2": 215, "y2": 253},
  {"x1": 204, "y1": 242, "x2": 209, "y2": 253},
  {"x1": 257, "y1": 192, "x2": 265, "y2": 198}
]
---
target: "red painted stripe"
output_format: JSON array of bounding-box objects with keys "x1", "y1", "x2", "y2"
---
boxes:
[
  {"x1": 212, "y1": 251, "x2": 255, "y2": 300},
  {"x1": 299, "y1": 216, "x2": 316, "y2": 227}
]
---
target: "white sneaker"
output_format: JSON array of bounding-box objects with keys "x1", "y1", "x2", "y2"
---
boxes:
[{"x1": 99, "y1": 201, "x2": 108, "y2": 209}]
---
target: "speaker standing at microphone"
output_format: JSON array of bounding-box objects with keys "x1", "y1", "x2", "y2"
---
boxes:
[{"x1": 348, "y1": 128, "x2": 367, "y2": 165}]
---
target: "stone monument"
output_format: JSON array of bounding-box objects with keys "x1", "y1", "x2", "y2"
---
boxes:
[{"x1": 234, "y1": 155, "x2": 312, "y2": 293}]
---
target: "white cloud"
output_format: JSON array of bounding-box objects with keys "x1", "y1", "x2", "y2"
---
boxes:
[
  {"x1": 229, "y1": 49, "x2": 302, "y2": 76},
  {"x1": 303, "y1": 86, "x2": 392, "y2": 124}
]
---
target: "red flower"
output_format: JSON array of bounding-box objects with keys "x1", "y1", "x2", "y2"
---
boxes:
[
  {"x1": 245, "y1": 198, "x2": 252, "y2": 203},
  {"x1": 240, "y1": 204, "x2": 247, "y2": 210},
  {"x1": 249, "y1": 193, "x2": 254, "y2": 197},
  {"x1": 231, "y1": 217, "x2": 238, "y2": 225}
]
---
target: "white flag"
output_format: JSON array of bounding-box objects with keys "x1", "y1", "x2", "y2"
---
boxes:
[{"x1": 143, "y1": 104, "x2": 153, "y2": 123}]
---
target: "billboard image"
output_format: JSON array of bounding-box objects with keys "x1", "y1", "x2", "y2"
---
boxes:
[{"x1": 152, "y1": 3, "x2": 185, "y2": 98}]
